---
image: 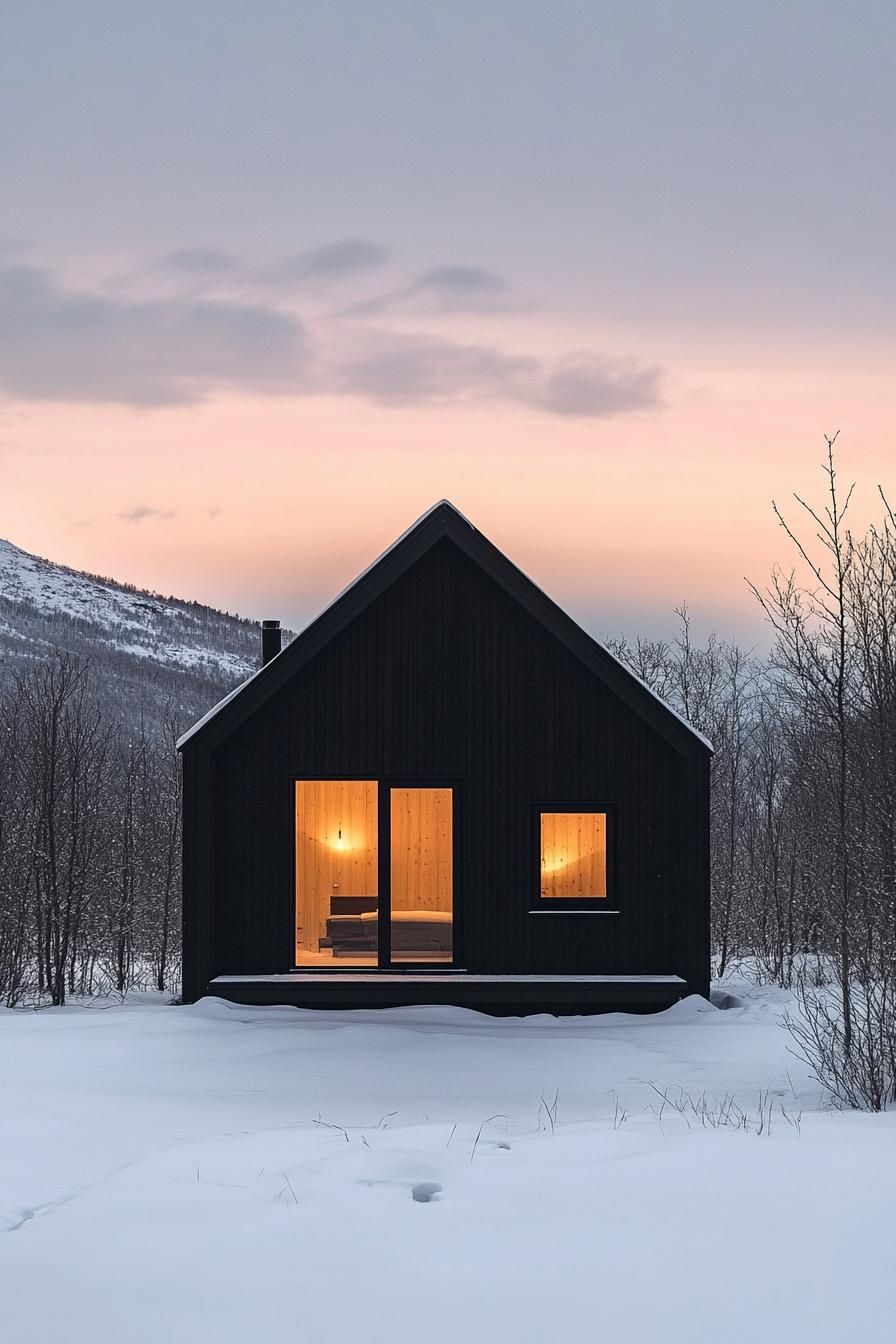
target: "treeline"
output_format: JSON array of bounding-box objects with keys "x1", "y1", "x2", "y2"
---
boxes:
[
  {"x1": 0, "y1": 655, "x2": 183, "y2": 1005},
  {"x1": 612, "y1": 442, "x2": 896, "y2": 1106},
  {"x1": 0, "y1": 447, "x2": 893, "y2": 1105},
  {"x1": 0, "y1": 596, "x2": 258, "y2": 727}
]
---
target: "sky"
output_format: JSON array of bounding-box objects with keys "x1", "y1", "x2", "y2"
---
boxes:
[{"x1": 1, "y1": 1, "x2": 894, "y2": 644}]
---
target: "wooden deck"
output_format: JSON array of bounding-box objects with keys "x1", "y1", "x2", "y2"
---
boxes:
[{"x1": 207, "y1": 972, "x2": 689, "y2": 1015}]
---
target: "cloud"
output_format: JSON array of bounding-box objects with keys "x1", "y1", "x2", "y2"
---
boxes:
[
  {"x1": 0, "y1": 260, "x2": 663, "y2": 419},
  {"x1": 340, "y1": 263, "x2": 514, "y2": 317},
  {"x1": 536, "y1": 356, "x2": 664, "y2": 417},
  {"x1": 330, "y1": 330, "x2": 662, "y2": 417},
  {"x1": 162, "y1": 247, "x2": 238, "y2": 275},
  {"x1": 333, "y1": 334, "x2": 532, "y2": 405},
  {"x1": 251, "y1": 239, "x2": 390, "y2": 290},
  {"x1": 157, "y1": 239, "x2": 390, "y2": 291},
  {"x1": 287, "y1": 239, "x2": 389, "y2": 278},
  {"x1": 408, "y1": 266, "x2": 510, "y2": 301},
  {"x1": 117, "y1": 506, "x2": 177, "y2": 524},
  {"x1": 0, "y1": 264, "x2": 305, "y2": 405}
]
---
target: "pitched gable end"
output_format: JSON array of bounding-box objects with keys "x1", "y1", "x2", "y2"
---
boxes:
[{"x1": 177, "y1": 502, "x2": 712, "y2": 755}]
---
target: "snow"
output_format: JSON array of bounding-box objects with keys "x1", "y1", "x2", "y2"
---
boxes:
[
  {"x1": 0, "y1": 536, "x2": 186, "y2": 633},
  {"x1": 0, "y1": 535, "x2": 258, "y2": 683},
  {"x1": 110, "y1": 635, "x2": 250, "y2": 679},
  {"x1": 1, "y1": 981, "x2": 893, "y2": 1342}
]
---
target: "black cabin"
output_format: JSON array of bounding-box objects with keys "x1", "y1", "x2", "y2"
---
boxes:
[{"x1": 178, "y1": 502, "x2": 711, "y2": 1014}]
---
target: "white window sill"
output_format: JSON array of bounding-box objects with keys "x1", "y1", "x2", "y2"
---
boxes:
[{"x1": 528, "y1": 908, "x2": 620, "y2": 916}]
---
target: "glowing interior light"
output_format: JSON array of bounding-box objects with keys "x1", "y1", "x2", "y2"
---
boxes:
[
  {"x1": 541, "y1": 854, "x2": 570, "y2": 874},
  {"x1": 540, "y1": 812, "x2": 607, "y2": 899}
]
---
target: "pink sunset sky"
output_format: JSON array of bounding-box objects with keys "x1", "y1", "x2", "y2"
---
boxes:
[{"x1": 2, "y1": 3, "x2": 894, "y2": 645}]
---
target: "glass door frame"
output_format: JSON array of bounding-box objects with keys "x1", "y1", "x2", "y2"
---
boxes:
[
  {"x1": 291, "y1": 776, "x2": 461, "y2": 973},
  {"x1": 377, "y1": 778, "x2": 461, "y2": 971}
]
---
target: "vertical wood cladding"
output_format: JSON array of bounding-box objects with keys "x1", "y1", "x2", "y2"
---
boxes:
[
  {"x1": 389, "y1": 787, "x2": 453, "y2": 915},
  {"x1": 196, "y1": 537, "x2": 706, "y2": 987},
  {"x1": 295, "y1": 780, "x2": 378, "y2": 953}
]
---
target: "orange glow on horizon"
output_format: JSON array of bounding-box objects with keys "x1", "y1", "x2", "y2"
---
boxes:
[{"x1": 3, "y1": 323, "x2": 893, "y2": 646}]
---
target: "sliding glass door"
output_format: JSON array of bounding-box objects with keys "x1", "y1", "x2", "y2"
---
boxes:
[
  {"x1": 295, "y1": 780, "x2": 379, "y2": 966},
  {"x1": 295, "y1": 781, "x2": 455, "y2": 968},
  {"x1": 389, "y1": 787, "x2": 453, "y2": 964}
]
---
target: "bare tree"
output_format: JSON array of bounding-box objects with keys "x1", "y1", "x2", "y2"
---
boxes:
[
  {"x1": 747, "y1": 438, "x2": 896, "y2": 1106},
  {"x1": 19, "y1": 656, "x2": 113, "y2": 1005}
]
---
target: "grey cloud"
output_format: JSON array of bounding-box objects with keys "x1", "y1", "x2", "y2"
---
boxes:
[
  {"x1": 293, "y1": 238, "x2": 389, "y2": 277},
  {"x1": 536, "y1": 356, "x2": 664, "y2": 417},
  {"x1": 334, "y1": 335, "x2": 532, "y2": 405},
  {"x1": 117, "y1": 506, "x2": 177, "y2": 524},
  {"x1": 408, "y1": 265, "x2": 510, "y2": 300},
  {"x1": 331, "y1": 331, "x2": 662, "y2": 417},
  {"x1": 0, "y1": 264, "x2": 305, "y2": 405},
  {"x1": 158, "y1": 239, "x2": 390, "y2": 291},
  {"x1": 162, "y1": 247, "x2": 237, "y2": 275},
  {"x1": 341, "y1": 264, "x2": 513, "y2": 318},
  {"x1": 254, "y1": 239, "x2": 390, "y2": 288},
  {"x1": 0, "y1": 261, "x2": 662, "y2": 418}
]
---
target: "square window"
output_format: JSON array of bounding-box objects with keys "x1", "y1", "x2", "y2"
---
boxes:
[{"x1": 539, "y1": 811, "x2": 608, "y2": 899}]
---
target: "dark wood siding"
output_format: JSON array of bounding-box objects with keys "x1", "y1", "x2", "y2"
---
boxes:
[
  {"x1": 180, "y1": 746, "x2": 198, "y2": 1001},
  {"x1": 189, "y1": 537, "x2": 705, "y2": 989}
]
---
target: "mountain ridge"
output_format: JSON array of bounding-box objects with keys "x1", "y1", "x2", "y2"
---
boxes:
[{"x1": 0, "y1": 535, "x2": 290, "y2": 734}]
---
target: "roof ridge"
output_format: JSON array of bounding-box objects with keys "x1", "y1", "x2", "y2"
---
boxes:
[{"x1": 177, "y1": 505, "x2": 712, "y2": 754}]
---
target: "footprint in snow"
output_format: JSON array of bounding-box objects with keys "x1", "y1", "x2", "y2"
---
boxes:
[{"x1": 411, "y1": 1181, "x2": 442, "y2": 1203}]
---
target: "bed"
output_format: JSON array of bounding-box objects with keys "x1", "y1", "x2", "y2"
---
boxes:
[{"x1": 324, "y1": 909, "x2": 452, "y2": 957}]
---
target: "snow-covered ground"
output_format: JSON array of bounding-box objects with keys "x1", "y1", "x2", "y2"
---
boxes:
[{"x1": 1, "y1": 984, "x2": 894, "y2": 1342}]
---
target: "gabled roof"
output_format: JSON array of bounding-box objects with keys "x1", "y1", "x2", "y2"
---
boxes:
[{"x1": 177, "y1": 501, "x2": 713, "y2": 754}]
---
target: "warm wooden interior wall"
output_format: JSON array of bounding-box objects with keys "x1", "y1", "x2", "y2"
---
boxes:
[
  {"x1": 295, "y1": 780, "x2": 378, "y2": 951},
  {"x1": 540, "y1": 812, "x2": 607, "y2": 898},
  {"x1": 390, "y1": 787, "x2": 452, "y2": 914}
]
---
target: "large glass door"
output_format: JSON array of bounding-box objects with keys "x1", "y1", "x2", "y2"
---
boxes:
[
  {"x1": 295, "y1": 781, "x2": 454, "y2": 968},
  {"x1": 295, "y1": 780, "x2": 379, "y2": 966},
  {"x1": 389, "y1": 787, "x2": 454, "y2": 964}
]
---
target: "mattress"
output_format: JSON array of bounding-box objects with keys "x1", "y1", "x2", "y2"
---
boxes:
[{"x1": 358, "y1": 909, "x2": 451, "y2": 923}]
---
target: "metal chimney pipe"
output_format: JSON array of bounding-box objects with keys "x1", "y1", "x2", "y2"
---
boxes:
[{"x1": 261, "y1": 619, "x2": 282, "y2": 667}]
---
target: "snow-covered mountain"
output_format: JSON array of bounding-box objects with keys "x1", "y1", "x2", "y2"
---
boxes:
[{"x1": 0, "y1": 537, "x2": 286, "y2": 733}]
